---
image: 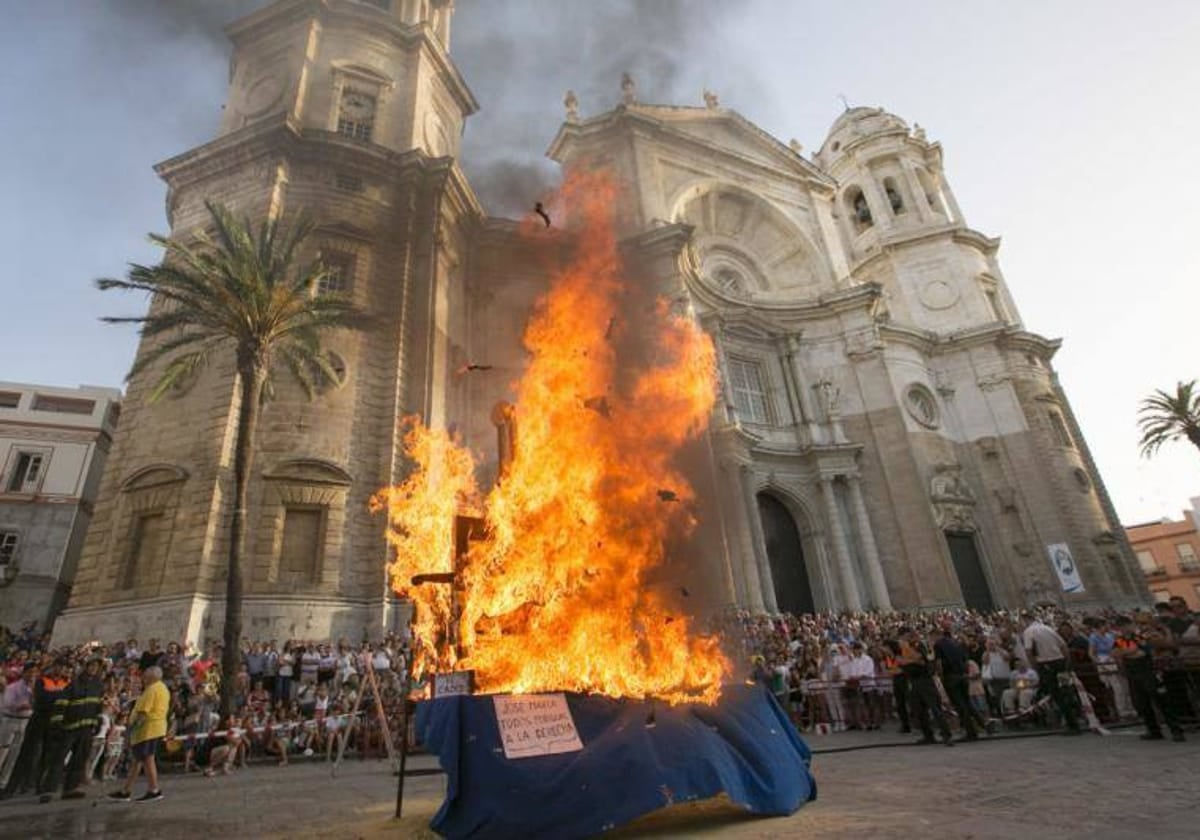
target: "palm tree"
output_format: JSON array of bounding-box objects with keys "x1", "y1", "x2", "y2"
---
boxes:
[
  {"x1": 99, "y1": 201, "x2": 370, "y2": 718},
  {"x1": 1138, "y1": 380, "x2": 1200, "y2": 459}
]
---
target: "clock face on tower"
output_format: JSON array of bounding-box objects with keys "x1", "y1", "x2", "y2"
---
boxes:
[{"x1": 341, "y1": 90, "x2": 376, "y2": 120}]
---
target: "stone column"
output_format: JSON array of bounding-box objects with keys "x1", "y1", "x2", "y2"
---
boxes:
[
  {"x1": 820, "y1": 476, "x2": 861, "y2": 610},
  {"x1": 900, "y1": 159, "x2": 932, "y2": 223},
  {"x1": 738, "y1": 464, "x2": 778, "y2": 614},
  {"x1": 708, "y1": 322, "x2": 737, "y2": 425},
  {"x1": 847, "y1": 475, "x2": 891, "y2": 609},
  {"x1": 784, "y1": 335, "x2": 823, "y2": 445}
]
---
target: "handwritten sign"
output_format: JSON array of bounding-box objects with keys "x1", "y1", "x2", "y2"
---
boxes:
[
  {"x1": 492, "y1": 693, "x2": 583, "y2": 759},
  {"x1": 432, "y1": 670, "x2": 475, "y2": 698}
]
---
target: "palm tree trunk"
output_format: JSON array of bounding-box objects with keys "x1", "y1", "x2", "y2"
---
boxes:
[{"x1": 220, "y1": 362, "x2": 264, "y2": 721}]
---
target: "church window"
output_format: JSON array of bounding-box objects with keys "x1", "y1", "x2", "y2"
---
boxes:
[
  {"x1": 124, "y1": 512, "x2": 167, "y2": 588},
  {"x1": 1048, "y1": 410, "x2": 1074, "y2": 448},
  {"x1": 726, "y1": 357, "x2": 772, "y2": 424},
  {"x1": 884, "y1": 178, "x2": 905, "y2": 214},
  {"x1": 845, "y1": 187, "x2": 872, "y2": 232},
  {"x1": 317, "y1": 252, "x2": 354, "y2": 296},
  {"x1": 0, "y1": 531, "x2": 18, "y2": 585},
  {"x1": 310, "y1": 351, "x2": 348, "y2": 394},
  {"x1": 903, "y1": 384, "x2": 940, "y2": 428},
  {"x1": 279, "y1": 506, "x2": 324, "y2": 585},
  {"x1": 337, "y1": 89, "x2": 376, "y2": 142},
  {"x1": 0, "y1": 392, "x2": 22, "y2": 408},
  {"x1": 6, "y1": 451, "x2": 45, "y2": 493},
  {"x1": 1072, "y1": 467, "x2": 1091, "y2": 492}
]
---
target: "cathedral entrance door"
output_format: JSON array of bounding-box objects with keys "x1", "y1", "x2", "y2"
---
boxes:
[
  {"x1": 757, "y1": 493, "x2": 815, "y2": 614},
  {"x1": 945, "y1": 532, "x2": 993, "y2": 611}
]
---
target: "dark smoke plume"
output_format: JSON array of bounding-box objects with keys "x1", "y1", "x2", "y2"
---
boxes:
[{"x1": 91, "y1": 0, "x2": 756, "y2": 215}]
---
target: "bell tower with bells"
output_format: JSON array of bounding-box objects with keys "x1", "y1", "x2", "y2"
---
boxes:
[{"x1": 815, "y1": 106, "x2": 1020, "y2": 334}]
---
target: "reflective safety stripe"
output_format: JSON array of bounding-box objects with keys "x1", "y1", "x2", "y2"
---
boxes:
[{"x1": 69, "y1": 697, "x2": 103, "y2": 706}]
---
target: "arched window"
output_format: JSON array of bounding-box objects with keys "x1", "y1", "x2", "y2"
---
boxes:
[
  {"x1": 1048, "y1": 410, "x2": 1074, "y2": 449},
  {"x1": 883, "y1": 177, "x2": 905, "y2": 215},
  {"x1": 845, "y1": 187, "x2": 872, "y2": 232}
]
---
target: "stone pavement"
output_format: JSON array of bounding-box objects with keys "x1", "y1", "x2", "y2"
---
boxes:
[{"x1": 1, "y1": 729, "x2": 1197, "y2": 839}]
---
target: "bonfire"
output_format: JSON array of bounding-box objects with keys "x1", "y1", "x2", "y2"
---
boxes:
[{"x1": 371, "y1": 171, "x2": 729, "y2": 705}]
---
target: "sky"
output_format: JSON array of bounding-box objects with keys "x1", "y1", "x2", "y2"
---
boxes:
[{"x1": 1, "y1": 0, "x2": 1198, "y2": 524}]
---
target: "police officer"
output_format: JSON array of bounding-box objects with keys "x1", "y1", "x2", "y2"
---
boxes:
[
  {"x1": 1114, "y1": 616, "x2": 1184, "y2": 742},
  {"x1": 898, "y1": 626, "x2": 953, "y2": 746}
]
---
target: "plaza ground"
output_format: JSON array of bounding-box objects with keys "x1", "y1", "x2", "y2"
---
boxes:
[{"x1": 1, "y1": 727, "x2": 1197, "y2": 839}]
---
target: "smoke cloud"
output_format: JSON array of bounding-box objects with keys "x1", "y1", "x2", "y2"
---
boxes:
[{"x1": 89, "y1": 0, "x2": 756, "y2": 215}]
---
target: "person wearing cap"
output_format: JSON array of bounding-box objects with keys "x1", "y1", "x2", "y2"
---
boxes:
[
  {"x1": 40, "y1": 655, "x2": 106, "y2": 802},
  {"x1": 0, "y1": 663, "x2": 37, "y2": 790}
]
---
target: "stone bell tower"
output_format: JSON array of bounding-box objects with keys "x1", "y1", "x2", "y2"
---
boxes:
[{"x1": 53, "y1": 0, "x2": 483, "y2": 645}]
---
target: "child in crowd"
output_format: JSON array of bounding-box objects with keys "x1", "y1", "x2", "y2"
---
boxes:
[{"x1": 102, "y1": 712, "x2": 128, "y2": 781}]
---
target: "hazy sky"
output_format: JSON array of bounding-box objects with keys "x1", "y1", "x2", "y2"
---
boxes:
[{"x1": 1, "y1": 1, "x2": 1197, "y2": 524}]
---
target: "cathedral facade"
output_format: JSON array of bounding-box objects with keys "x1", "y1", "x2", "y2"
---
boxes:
[{"x1": 53, "y1": 0, "x2": 1147, "y2": 645}]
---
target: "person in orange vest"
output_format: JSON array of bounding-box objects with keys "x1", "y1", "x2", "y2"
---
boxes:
[
  {"x1": 880, "y1": 641, "x2": 910, "y2": 734},
  {"x1": 1, "y1": 659, "x2": 69, "y2": 799}
]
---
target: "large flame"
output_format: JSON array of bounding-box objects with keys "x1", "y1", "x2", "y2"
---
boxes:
[{"x1": 372, "y1": 170, "x2": 728, "y2": 704}]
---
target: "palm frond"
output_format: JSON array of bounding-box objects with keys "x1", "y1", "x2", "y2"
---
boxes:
[
  {"x1": 1137, "y1": 379, "x2": 1200, "y2": 458},
  {"x1": 99, "y1": 199, "x2": 372, "y2": 406}
]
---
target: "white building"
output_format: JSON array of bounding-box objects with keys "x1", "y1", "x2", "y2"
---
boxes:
[
  {"x1": 53, "y1": 0, "x2": 1147, "y2": 646},
  {"x1": 0, "y1": 382, "x2": 121, "y2": 630}
]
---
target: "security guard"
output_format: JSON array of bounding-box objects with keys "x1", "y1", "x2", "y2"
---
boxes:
[{"x1": 897, "y1": 626, "x2": 953, "y2": 746}]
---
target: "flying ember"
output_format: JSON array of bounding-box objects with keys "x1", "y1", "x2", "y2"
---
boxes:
[{"x1": 371, "y1": 170, "x2": 729, "y2": 704}]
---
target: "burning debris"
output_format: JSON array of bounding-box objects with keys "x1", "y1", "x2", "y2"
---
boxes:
[
  {"x1": 534, "y1": 201, "x2": 552, "y2": 227},
  {"x1": 373, "y1": 170, "x2": 727, "y2": 705},
  {"x1": 582, "y1": 395, "x2": 612, "y2": 419}
]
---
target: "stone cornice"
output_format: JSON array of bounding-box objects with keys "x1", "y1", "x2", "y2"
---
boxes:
[
  {"x1": 547, "y1": 105, "x2": 835, "y2": 192},
  {"x1": 846, "y1": 225, "x2": 1000, "y2": 278},
  {"x1": 877, "y1": 322, "x2": 1063, "y2": 359},
  {"x1": 155, "y1": 116, "x2": 469, "y2": 205}
]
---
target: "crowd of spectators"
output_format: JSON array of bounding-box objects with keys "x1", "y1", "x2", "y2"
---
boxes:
[
  {"x1": 3, "y1": 596, "x2": 1199, "y2": 803},
  {"x1": 0, "y1": 623, "x2": 411, "y2": 803},
  {"x1": 713, "y1": 597, "x2": 1200, "y2": 742}
]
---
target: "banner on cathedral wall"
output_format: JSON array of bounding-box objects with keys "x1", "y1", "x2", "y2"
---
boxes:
[{"x1": 1046, "y1": 543, "x2": 1085, "y2": 593}]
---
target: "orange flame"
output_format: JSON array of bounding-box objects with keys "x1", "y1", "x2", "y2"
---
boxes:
[{"x1": 373, "y1": 170, "x2": 728, "y2": 704}]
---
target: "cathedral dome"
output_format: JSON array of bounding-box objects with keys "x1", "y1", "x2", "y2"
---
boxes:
[{"x1": 818, "y1": 106, "x2": 909, "y2": 164}]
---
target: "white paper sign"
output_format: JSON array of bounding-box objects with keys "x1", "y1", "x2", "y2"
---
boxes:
[
  {"x1": 432, "y1": 670, "x2": 475, "y2": 698},
  {"x1": 1047, "y1": 543, "x2": 1085, "y2": 593},
  {"x1": 492, "y1": 693, "x2": 583, "y2": 759}
]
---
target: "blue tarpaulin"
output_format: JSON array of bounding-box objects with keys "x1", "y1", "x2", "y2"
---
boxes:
[{"x1": 415, "y1": 684, "x2": 817, "y2": 839}]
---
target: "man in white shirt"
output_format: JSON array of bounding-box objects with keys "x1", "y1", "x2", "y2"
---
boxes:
[
  {"x1": 1020, "y1": 613, "x2": 1081, "y2": 733},
  {"x1": 0, "y1": 665, "x2": 36, "y2": 789},
  {"x1": 1002, "y1": 665, "x2": 1040, "y2": 716},
  {"x1": 844, "y1": 643, "x2": 878, "y2": 730}
]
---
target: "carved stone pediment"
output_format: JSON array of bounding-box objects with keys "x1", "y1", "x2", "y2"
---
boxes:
[
  {"x1": 930, "y1": 463, "x2": 976, "y2": 532},
  {"x1": 120, "y1": 464, "x2": 188, "y2": 493},
  {"x1": 263, "y1": 458, "x2": 353, "y2": 487}
]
